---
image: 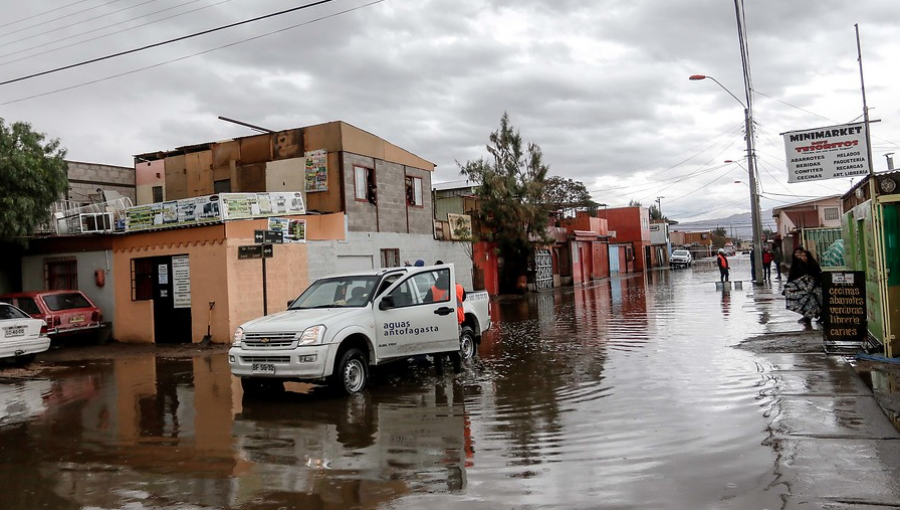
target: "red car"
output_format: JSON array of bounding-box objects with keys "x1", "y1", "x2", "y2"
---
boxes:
[{"x1": 0, "y1": 290, "x2": 103, "y2": 339}]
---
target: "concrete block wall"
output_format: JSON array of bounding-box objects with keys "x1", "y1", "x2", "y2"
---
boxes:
[
  {"x1": 375, "y1": 160, "x2": 406, "y2": 233},
  {"x1": 343, "y1": 153, "x2": 378, "y2": 232},
  {"x1": 67, "y1": 161, "x2": 136, "y2": 204},
  {"x1": 306, "y1": 232, "x2": 474, "y2": 290},
  {"x1": 405, "y1": 166, "x2": 433, "y2": 235}
]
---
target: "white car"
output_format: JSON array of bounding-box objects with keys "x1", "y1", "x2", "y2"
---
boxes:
[
  {"x1": 0, "y1": 303, "x2": 50, "y2": 365},
  {"x1": 670, "y1": 249, "x2": 693, "y2": 268}
]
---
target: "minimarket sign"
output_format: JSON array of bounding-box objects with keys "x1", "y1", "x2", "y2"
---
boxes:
[{"x1": 782, "y1": 122, "x2": 870, "y2": 183}]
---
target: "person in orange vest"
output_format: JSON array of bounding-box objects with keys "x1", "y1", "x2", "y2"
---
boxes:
[
  {"x1": 436, "y1": 260, "x2": 465, "y2": 327},
  {"x1": 716, "y1": 248, "x2": 730, "y2": 282}
]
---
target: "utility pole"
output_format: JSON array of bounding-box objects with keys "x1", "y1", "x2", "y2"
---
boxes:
[{"x1": 656, "y1": 196, "x2": 664, "y2": 218}]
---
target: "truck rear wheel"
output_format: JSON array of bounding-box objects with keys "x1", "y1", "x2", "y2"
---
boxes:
[
  {"x1": 459, "y1": 326, "x2": 477, "y2": 361},
  {"x1": 331, "y1": 348, "x2": 368, "y2": 395}
]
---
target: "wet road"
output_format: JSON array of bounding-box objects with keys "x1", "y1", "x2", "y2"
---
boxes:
[{"x1": 2, "y1": 255, "x2": 900, "y2": 509}]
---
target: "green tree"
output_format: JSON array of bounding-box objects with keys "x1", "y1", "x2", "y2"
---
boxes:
[
  {"x1": 543, "y1": 176, "x2": 597, "y2": 216},
  {"x1": 0, "y1": 119, "x2": 68, "y2": 241},
  {"x1": 459, "y1": 113, "x2": 549, "y2": 292}
]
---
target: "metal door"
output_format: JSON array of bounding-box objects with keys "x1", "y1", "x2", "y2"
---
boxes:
[
  {"x1": 533, "y1": 249, "x2": 553, "y2": 290},
  {"x1": 609, "y1": 245, "x2": 620, "y2": 274}
]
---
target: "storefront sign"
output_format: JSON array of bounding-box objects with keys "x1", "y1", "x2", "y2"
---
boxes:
[
  {"x1": 268, "y1": 217, "x2": 306, "y2": 242},
  {"x1": 822, "y1": 271, "x2": 867, "y2": 344},
  {"x1": 172, "y1": 255, "x2": 191, "y2": 309},
  {"x1": 125, "y1": 192, "x2": 304, "y2": 232},
  {"x1": 783, "y1": 122, "x2": 870, "y2": 183}
]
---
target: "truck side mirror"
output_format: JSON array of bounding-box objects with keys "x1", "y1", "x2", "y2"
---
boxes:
[{"x1": 379, "y1": 296, "x2": 395, "y2": 311}]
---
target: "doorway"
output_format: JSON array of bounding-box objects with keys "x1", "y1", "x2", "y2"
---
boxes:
[{"x1": 134, "y1": 255, "x2": 192, "y2": 343}]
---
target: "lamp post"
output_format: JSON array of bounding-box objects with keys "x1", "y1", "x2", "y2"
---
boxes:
[{"x1": 691, "y1": 74, "x2": 764, "y2": 284}]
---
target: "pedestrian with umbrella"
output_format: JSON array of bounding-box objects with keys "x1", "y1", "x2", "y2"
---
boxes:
[{"x1": 783, "y1": 247, "x2": 822, "y2": 324}]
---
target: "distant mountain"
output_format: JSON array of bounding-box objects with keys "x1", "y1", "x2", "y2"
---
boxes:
[{"x1": 672, "y1": 210, "x2": 776, "y2": 240}]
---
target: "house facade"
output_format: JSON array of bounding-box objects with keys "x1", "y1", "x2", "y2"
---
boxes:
[{"x1": 602, "y1": 206, "x2": 651, "y2": 272}]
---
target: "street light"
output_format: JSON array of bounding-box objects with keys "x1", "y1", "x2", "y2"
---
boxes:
[{"x1": 691, "y1": 74, "x2": 764, "y2": 285}]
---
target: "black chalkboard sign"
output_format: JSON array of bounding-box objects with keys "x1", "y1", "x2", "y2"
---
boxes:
[{"x1": 822, "y1": 271, "x2": 867, "y2": 344}]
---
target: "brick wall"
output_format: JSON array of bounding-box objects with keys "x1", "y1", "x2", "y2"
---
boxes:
[{"x1": 343, "y1": 153, "x2": 378, "y2": 232}]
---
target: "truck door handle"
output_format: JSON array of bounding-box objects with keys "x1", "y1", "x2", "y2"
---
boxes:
[{"x1": 434, "y1": 307, "x2": 454, "y2": 316}]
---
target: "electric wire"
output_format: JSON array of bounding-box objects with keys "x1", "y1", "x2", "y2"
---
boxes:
[
  {"x1": 0, "y1": 0, "x2": 96, "y2": 30},
  {"x1": 0, "y1": 0, "x2": 343, "y2": 88},
  {"x1": 0, "y1": 0, "x2": 387, "y2": 106},
  {"x1": 0, "y1": 0, "x2": 144, "y2": 41},
  {"x1": 0, "y1": 0, "x2": 236, "y2": 67}
]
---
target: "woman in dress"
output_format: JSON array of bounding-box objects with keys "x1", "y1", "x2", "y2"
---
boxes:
[{"x1": 784, "y1": 247, "x2": 822, "y2": 324}]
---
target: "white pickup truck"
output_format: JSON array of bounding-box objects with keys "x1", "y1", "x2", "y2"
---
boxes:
[{"x1": 229, "y1": 264, "x2": 491, "y2": 395}]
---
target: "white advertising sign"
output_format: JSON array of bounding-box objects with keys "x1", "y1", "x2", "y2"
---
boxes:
[
  {"x1": 172, "y1": 255, "x2": 191, "y2": 309},
  {"x1": 783, "y1": 122, "x2": 870, "y2": 183}
]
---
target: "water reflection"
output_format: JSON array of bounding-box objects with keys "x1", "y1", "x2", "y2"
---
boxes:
[{"x1": 232, "y1": 381, "x2": 469, "y2": 508}]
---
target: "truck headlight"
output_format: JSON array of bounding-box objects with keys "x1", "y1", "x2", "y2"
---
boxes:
[
  {"x1": 233, "y1": 327, "x2": 244, "y2": 345},
  {"x1": 296, "y1": 325, "x2": 326, "y2": 346}
]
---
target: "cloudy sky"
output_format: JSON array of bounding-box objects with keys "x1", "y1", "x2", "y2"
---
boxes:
[{"x1": 1, "y1": 0, "x2": 898, "y2": 223}]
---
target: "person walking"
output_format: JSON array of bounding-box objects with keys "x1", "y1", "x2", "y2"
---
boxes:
[
  {"x1": 773, "y1": 244, "x2": 784, "y2": 280},
  {"x1": 762, "y1": 247, "x2": 773, "y2": 282},
  {"x1": 716, "y1": 248, "x2": 730, "y2": 282},
  {"x1": 783, "y1": 247, "x2": 822, "y2": 324}
]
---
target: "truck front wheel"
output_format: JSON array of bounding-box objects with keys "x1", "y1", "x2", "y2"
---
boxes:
[
  {"x1": 331, "y1": 348, "x2": 368, "y2": 395},
  {"x1": 459, "y1": 326, "x2": 477, "y2": 361}
]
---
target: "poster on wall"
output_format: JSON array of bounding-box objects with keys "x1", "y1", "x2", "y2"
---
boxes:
[
  {"x1": 172, "y1": 255, "x2": 191, "y2": 308},
  {"x1": 268, "y1": 217, "x2": 306, "y2": 242},
  {"x1": 125, "y1": 192, "x2": 303, "y2": 232},
  {"x1": 305, "y1": 150, "x2": 328, "y2": 192}
]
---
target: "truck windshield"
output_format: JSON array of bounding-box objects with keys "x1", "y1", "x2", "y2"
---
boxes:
[{"x1": 289, "y1": 276, "x2": 379, "y2": 309}]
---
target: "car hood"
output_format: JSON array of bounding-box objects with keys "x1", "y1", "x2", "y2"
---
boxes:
[{"x1": 240, "y1": 307, "x2": 368, "y2": 332}]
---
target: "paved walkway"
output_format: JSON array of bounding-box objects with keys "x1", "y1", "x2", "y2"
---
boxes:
[{"x1": 740, "y1": 283, "x2": 900, "y2": 508}]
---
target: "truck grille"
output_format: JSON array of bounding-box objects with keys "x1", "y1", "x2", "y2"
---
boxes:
[
  {"x1": 243, "y1": 332, "x2": 296, "y2": 348},
  {"x1": 241, "y1": 356, "x2": 291, "y2": 364}
]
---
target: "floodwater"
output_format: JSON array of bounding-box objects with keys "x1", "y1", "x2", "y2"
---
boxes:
[{"x1": 0, "y1": 256, "x2": 894, "y2": 509}]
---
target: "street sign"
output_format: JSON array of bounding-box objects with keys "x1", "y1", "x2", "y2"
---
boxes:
[
  {"x1": 254, "y1": 229, "x2": 284, "y2": 244},
  {"x1": 238, "y1": 245, "x2": 263, "y2": 260},
  {"x1": 262, "y1": 244, "x2": 273, "y2": 258}
]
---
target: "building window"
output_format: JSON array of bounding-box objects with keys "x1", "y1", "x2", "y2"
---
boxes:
[
  {"x1": 381, "y1": 249, "x2": 400, "y2": 268},
  {"x1": 405, "y1": 176, "x2": 424, "y2": 207},
  {"x1": 131, "y1": 258, "x2": 154, "y2": 301},
  {"x1": 824, "y1": 207, "x2": 839, "y2": 221},
  {"x1": 152, "y1": 185, "x2": 163, "y2": 203},
  {"x1": 354, "y1": 166, "x2": 376, "y2": 204},
  {"x1": 214, "y1": 179, "x2": 231, "y2": 193},
  {"x1": 45, "y1": 257, "x2": 77, "y2": 290}
]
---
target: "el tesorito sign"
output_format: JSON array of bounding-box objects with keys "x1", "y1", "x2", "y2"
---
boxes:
[{"x1": 782, "y1": 122, "x2": 870, "y2": 183}]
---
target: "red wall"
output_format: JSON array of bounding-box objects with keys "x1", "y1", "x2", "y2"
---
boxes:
[
  {"x1": 473, "y1": 242, "x2": 499, "y2": 295},
  {"x1": 603, "y1": 207, "x2": 651, "y2": 272}
]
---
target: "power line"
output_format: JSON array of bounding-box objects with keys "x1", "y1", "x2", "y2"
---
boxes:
[
  {"x1": 0, "y1": 0, "x2": 342, "y2": 88},
  {"x1": 0, "y1": 0, "x2": 235, "y2": 67},
  {"x1": 0, "y1": 0, "x2": 386, "y2": 106},
  {"x1": 0, "y1": 0, "x2": 96, "y2": 30},
  {"x1": 0, "y1": 0, "x2": 136, "y2": 40}
]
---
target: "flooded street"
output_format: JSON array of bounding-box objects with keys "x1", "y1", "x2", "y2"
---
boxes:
[{"x1": 3, "y1": 255, "x2": 900, "y2": 509}]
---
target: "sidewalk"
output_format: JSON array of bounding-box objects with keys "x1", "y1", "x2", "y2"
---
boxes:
[{"x1": 738, "y1": 283, "x2": 900, "y2": 507}]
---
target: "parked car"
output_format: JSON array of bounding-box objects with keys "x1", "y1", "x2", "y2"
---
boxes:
[
  {"x1": 0, "y1": 290, "x2": 103, "y2": 339},
  {"x1": 670, "y1": 249, "x2": 693, "y2": 268},
  {"x1": 0, "y1": 302, "x2": 50, "y2": 364}
]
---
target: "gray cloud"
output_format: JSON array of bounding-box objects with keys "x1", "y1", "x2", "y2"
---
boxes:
[{"x1": 1, "y1": 0, "x2": 898, "y2": 221}]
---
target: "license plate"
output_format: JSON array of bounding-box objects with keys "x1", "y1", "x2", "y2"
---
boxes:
[
  {"x1": 251, "y1": 363, "x2": 276, "y2": 375},
  {"x1": 4, "y1": 327, "x2": 25, "y2": 338},
  {"x1": 69, "y1": 316, "x2": 84, "y2": 324}
]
